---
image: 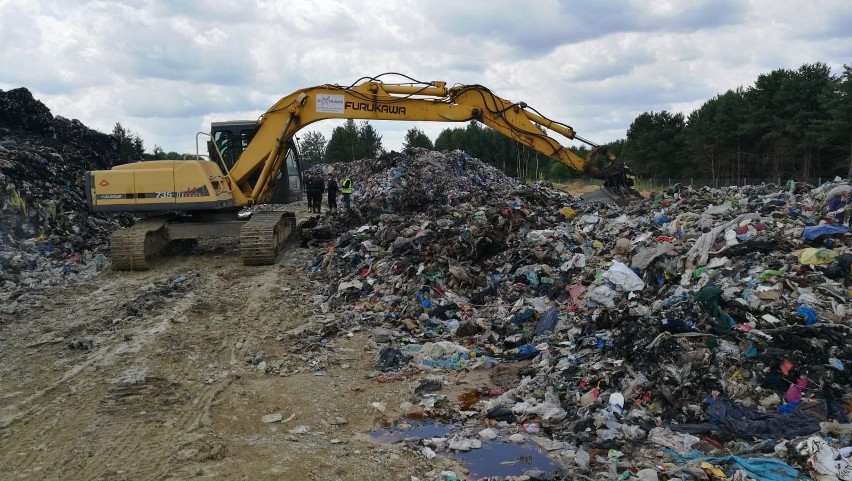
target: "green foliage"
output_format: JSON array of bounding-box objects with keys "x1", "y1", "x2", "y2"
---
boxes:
[
  {"x1": 633, "y1": 178, "x2": 668, "y2": 192},
  {"x1": 298, "y1": 131, "x2": 327, "y2": 168},
  {"x1": 403, "y1": 127, "x2": 434, "y2": 149},
  {"x1": 325, "y1": 119, "x2": 358, "y2": 162},
  {"x1": 810, "y1": 65, "x2": 852, "y2": 179},
  {"x1": 620, "y1": 111, "x2": 688, "y2": 178},
  {"x1": 112, "y1": 122, "x2": 145, "y2": 160},
  {"x1": 358, "y1": 122, "x2": 384, "y2": 159},
  {"x1": 325, "y1": 119, "x2": 384, "y2": 162},
  {"x1": 433, "y1": 120, "x2": 589, "y2": 181},
  {"x1": 143, "y1": 145, "x2": 183, "y2": 160},
  {"x1": 627, "y1": 62, "x2": 851, "y2": 182}
]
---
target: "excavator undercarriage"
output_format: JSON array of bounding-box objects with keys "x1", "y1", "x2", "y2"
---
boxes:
[{"x1": 109, "y1": 209, "x2": 296, "y2": 270}]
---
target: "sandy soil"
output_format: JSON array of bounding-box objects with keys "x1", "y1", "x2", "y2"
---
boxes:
[
  {"x1": 553, "y1": 181, "x2": 604, "y2": 196},
  {"x1": 0, "y1": 204, "x2": 474, "y2": 480}
]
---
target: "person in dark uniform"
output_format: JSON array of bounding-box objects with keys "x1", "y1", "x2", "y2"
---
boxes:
[
  {"x1": 305, "y1": 173, "x2": 315, "y2": 211},
  {"x1": 307, "y1": 173, "x2": 324, "y2": 213},
  {"x1": 326, "y1": 174, "x2": 339, "y2": 211}
]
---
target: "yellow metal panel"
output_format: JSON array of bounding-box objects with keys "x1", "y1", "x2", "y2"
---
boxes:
[
  {"x1": 134, "y1": 167, "x2": 176, "y2": 205},
  {"x1": 92, "y1": 170, "x2": 136, "y2": 206},
  {"x1": 173, "y1": 161, "x2": 217, "y2": 204}
]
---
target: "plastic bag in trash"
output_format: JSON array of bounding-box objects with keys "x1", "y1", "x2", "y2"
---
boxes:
[{"x1": 602, "y1": 261, "x2": 645, "y2": 292}]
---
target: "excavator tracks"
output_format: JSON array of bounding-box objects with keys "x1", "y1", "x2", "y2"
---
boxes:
[
  {"x1": 110, "y1": 218, "x2": 170, "y2": 271},
  {"x1": 239, "y1": 210, "x2": 296, "y2": 266}
]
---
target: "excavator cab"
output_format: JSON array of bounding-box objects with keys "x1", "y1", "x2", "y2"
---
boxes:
[
  {"x1": 209, "y1": 121, "x2": 304, "y2": 203},
  {"x1": 209, "y1": 120, "x2": 257, "y2": 172}
]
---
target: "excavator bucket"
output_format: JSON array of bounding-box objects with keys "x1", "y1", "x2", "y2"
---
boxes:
[
  {"x1": 581, "y1": 185, "x2": 631, "y2": 205},
  {"x1": 581, "y1": 162, "x2": 643, "y2": 205}
]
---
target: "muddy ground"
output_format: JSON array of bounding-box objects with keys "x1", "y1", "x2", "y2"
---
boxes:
[
  {"x1": 1, "y1": 180, "x2": 614, "y2": 480},
  {"x1": 1, "y1": 202, "x2": 505, "y2": 480}
]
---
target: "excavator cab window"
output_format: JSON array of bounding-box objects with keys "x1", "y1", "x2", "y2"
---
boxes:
[
  {"x1": 210, "y1": 121, "x2": 303, "y2": 204},
  {"x1": 272, "y1": 142, "x2": 303, "y2": 203},
  {"x1": 211, "y1": 130, "x2": 238, "y2": 171},
  {"x1": 210, "y1": 121, "x2": 259, "y2": 173},
  {"x1": 239, "y1": 129, "x2": 255, "y2": 151}
]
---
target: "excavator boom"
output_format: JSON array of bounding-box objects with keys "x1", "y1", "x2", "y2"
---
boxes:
[
  {"x1": 87, "y1": 74, "x2": 631, "y2": 270},
  {"x1": 229, "y1": 77, "x2": 616, "y2": 206}
]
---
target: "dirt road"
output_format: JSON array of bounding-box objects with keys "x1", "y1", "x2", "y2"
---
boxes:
[{"x1": 0, "y1": 205, "x2": 462, "y2": 480}]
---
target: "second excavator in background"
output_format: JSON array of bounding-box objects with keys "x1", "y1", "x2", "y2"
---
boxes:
[{"x1": 86, "y1": 73, "x2": 639, "y2": 270}]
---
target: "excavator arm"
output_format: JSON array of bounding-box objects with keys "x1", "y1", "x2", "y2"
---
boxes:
[
  {"x1": 87, "y1": 74, "x2": 633, "y2": 270},
  {"x1": 227, "y1": 75, "x2": 618, "y2": 205}
]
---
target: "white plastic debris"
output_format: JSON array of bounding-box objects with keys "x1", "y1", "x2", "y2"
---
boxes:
[
  {"x1": 261, "y1": 413, "x2": 283, "y2": 423},
  {"x1": 288, "y1": 425, "x2": 311, "y2": 435},
  {"x1": 448, "y1": 436, "x2": 482, "y2": 451},
  {"x1": 602, "y1": 261, "x2": 645, "y2": 292}
]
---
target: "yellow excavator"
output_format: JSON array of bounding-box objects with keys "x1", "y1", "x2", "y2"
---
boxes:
[{"x1": 86, "y1": 74, "x2": 636, "y2": 270}]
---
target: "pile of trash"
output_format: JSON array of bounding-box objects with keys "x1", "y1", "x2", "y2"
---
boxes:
[
  {"x1": 0, "y1": 88, "x2": 133, "y2": 290},
  {"x1": 304, "y1": 149, "x2": 852, "y2": 480}
]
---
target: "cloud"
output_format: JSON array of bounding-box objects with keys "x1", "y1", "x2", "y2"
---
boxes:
[
  {"x1": 0, "y1": 0, "x2": 850, "y2": 157},
  {"x1": 423, "y1": 0, "x2": 746, "y2": 56},
  {"x1": 0, "y1": 3, "x2": 108, "y2": 93}
]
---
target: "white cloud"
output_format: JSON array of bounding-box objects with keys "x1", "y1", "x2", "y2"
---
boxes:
[{"x1": 0, "y1": 0, "x2": 850, "y2": 156}]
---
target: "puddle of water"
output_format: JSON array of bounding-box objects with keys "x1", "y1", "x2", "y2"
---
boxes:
[
  {"x1": 456, "y1": 439, "x2": 564, "y2": 478},
  {"x1": 371, "y1": 420, "x2": 565, "y2": 478}
]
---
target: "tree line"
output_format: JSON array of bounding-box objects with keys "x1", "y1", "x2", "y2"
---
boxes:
[
  {"x1": 112, "y1": 122, "x2": 184, "y2": 161},
  {"x1": 300, "y1": 117, "x2": 588, "y2": 180},
  {"x1": 303, "y1": 62, "x2": 851, "y2": 183},
  {"x1": 120, "y1": 61, "x2": 851, "y2": 183},
  {"x1": 618, "y1": 62, "x2": 851, "y2": 182},
  {"x1": 298, "y1": 117, "x2": 580, "y2": 180}
]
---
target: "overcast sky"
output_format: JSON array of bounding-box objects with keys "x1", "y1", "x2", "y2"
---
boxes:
[{"x1": 1, "y1": 0, "x2": 850, "y2": 155}]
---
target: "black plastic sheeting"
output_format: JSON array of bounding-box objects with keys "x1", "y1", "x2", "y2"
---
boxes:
[{"x1": 671, "y1": 396, "x2": 821, "y2": 439}]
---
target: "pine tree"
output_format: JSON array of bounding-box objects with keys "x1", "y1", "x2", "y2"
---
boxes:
[{"x1": 403, "y1": 127, "x2": 434, "y2": 149}]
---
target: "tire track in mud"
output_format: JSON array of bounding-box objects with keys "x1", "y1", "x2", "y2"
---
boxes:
[
  {"x1": 0, "y1": 262, "x2": 236, "y2": 479},
  {"x1": 0, "y1": 214, "x2": 325, "y2": 479},
  {"x1": 55, "y1": 266, "x2": 242, "y2": 480},
  {"x1": 153, "y1": 250, "x2": 323, "y2": 479},
  {"x1": 61, "y1": 261, "x2": 295, "y2": 480}
]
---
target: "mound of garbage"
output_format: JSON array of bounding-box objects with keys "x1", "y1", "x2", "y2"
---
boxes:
[
  {"x1": 304, "y1": 149, "x2": 852, "y2": 479},
  {"x1": 0, "y1": 88, "x2": 132, "y2": 290}
]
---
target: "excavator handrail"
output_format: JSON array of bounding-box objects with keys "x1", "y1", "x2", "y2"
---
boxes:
[
  {"x1": 196, "y1": 131, "x2": 226, "y2": 171},
  {"x1": 226, "y1": 74, "x2": 620, "y2": 205}
]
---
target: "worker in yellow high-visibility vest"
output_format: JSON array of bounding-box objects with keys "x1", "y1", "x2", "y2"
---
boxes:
[{"x1": 340, "y1": 175, "x2": 353, "y2": 211}]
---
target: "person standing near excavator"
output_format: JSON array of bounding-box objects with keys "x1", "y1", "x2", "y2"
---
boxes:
[
  {"x1": 305, "y1": 173, "x2": 316, "y2": 212},
  {"x1": 341, "y1": 175, "x2": 353, "y2": 211},
  {"x1": 307, "y1": 173, "x2": 324, "y2": 213},
  {"x1": 326, "y1": 173, "x2": 339, "y2": 211}
]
